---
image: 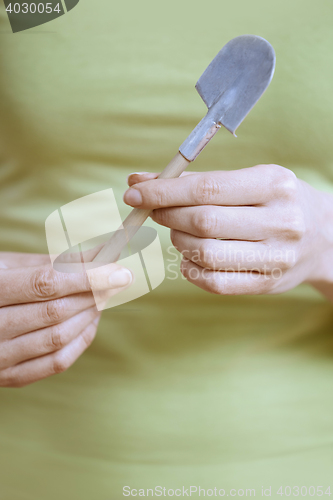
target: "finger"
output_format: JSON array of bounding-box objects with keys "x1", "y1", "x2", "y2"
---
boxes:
[
  {"x1": 89, "y1": 282, "x2": 133, "y2": 311},
  {"x1": 127, "y1": 170, "x2": 195, "y2": 187},
  {"x1": 52, "y1": 244, "x2": 105, "y2": 267},
  {"x1": 0, "y1": 252, "x2": 51, "y2": 269},
  {"x1": 171, "y1": 230, "x2": 292, "y2": 272},
  {"x1": 0, "y1": 320, "x2": 98, "y2": 388},
  {"x1": 123, "y1": 165, "x2": 291, "y2": 209},
  {"x1": 180, "y1": 259, "x2": 275, "y2": 296},
  {"x1": 0, "y1": 263, "x2": 132, "y2": 307},
  {"x1": 0, "y1": 307, "x2": 100, "y2": 370},
  {"x1": 1, "y1": 292, "x2": 96, "y2": 340},
  {"x1": 86, "y1": 264, "x2": 132, "y2": 291},
  {"x1": 127, "y1": 172, "x2": 159, "y2": 186},
  {"x1": 152, "y1": 205, "x2": 270, "y2": 240}
]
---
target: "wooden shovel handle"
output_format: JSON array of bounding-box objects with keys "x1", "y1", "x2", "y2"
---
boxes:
[
  {"x1": 157, "y1": 151, "x2": 191, "y2": 179},
  {"x1": 93, "y1": 152, "x2": 190, "y2": 264}
]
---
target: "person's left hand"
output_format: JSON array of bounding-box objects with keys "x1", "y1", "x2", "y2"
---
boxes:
[{"x1": 124, "y1": 165, "x2": 333, "y2": 297}]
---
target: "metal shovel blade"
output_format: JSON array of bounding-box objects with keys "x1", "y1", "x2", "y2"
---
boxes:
[{"x1": 180, "y1": 35, "x2": 276, "y2": 161}]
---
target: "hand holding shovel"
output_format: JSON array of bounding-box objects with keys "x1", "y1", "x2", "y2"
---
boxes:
[{"x1": 93, "y1": 35, "x2": 275, "y2": 264}]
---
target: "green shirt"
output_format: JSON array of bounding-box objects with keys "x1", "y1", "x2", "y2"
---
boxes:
[{"x1": 0, "y1": 0, "x2": 333, "y2": 498}]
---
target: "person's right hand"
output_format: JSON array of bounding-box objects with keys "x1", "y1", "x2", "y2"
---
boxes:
[{"x1": 0, "y1": 252, "x2": 132, "y2": 388}]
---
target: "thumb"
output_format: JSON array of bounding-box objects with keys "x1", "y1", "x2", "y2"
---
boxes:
[{"x1": 86, "y1": 263, "x2": 133, "y2": 291}]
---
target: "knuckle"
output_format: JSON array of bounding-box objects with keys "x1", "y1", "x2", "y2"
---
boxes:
[
  {"x1": 81, "y1": 327, "x2": 96, "y2": 349},
  {"x1": 278, "y1": 252, "x2": 295, "y2": 271},
  {"x1": 272, "y1": 167, "x2": 299, "y2": 200},
  {"x1": 255, "y1": 275, "x2": 275, "y2": 294},
  {"x1": 0, "y1": 351, "x2": 9, "y2": 370},
  {"x1": 170, "y1": 229, "x2": 182, "y2": 252},
  {"x1": 266, "y1": 245, "x2": 296, "y2": 272},
  {"x1": 0, "y1": 346, "x2": 10, "y2": 370},
  {"x1": 43, "y1": 298, "x2": 66, "y2": 324},
  {"x1": 30, "y1": 267, "x2": 58, "y2": 299},
  {"x1": 198, "y1": 240, "x2": 215, "y2": 267},
  {"x1": 52, "y1": 354, "x2": 70, "y2": 375},
  {"x1": 153, "y1": 208, "x2": 168, "y2": 226},
  {"x1": 207, "y1": 277, "x2": 225, "y2": 295},
  {"x1": 195, "y1": 175, "x2": 221, "y2": 204},
  {"x1": 265, "y1": 163, "x2": 286, "y2": 176},
  {"x1": 180, "y1": 258, "x2": 188, "y2": 275},
  {"x1": 193, "y1": 208, "x2": 217, "y2": 237},
  {"x1": 199, "y1": 270, "x2": 226, "y2": 295},
  {"x1": 48, "y1": 324, "x2": 66, "y2": 350},
  {"x1": 0, "y1": 370, "x2": 19, "y2": 388},
  {"x1": 277, "y1": 260, "x2": 291, "y2": 272},
  {"x1": 170, "y1": 229, "x2": 177, "y2": 247},
  {"x1": 152, "y1": 186, "x2": 168, "y2": 207},
  {"x1": 282, "y1": 211, "x2": 306, "y2": 240}
]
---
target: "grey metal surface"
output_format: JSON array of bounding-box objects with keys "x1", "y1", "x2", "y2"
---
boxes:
[{"x1": 179, "y1": 35, "x2": 275, "y2": 161}]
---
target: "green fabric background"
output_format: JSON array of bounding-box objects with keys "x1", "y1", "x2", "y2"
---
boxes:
[{"x1": 0, "y1": 0, "x2": 333, "y2": 498}]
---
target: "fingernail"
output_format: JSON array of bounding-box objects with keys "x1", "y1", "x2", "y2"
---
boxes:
[
  {"x1": 123, "y1": 188, "x2": 142, "y2": 207},
  {"x1": 93, "y1": 316, "x2": 100, "y2": 325},
  {"x1": 109, "y1": 268, "x2": 132, "y2": 288}
]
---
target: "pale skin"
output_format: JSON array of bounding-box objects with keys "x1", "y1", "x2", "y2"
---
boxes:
[
  {"x1": 125, "y1": 164, "x2": 333, "y2": 302},
  {"x1": 0, "y1": 252, "x2": 132, "y2": 388},
  {"x1": 2, "y1": 164, "x2": 332, "y2": 388}
]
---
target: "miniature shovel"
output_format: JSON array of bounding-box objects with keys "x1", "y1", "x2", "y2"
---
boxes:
[{"x1": 93, "y1": 34, "x2": 275, "y2": 264}]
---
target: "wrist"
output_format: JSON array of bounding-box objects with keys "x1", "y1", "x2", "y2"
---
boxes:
[{"x1": 305, "y1": 188, "x2": 333, "y2": 299}]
